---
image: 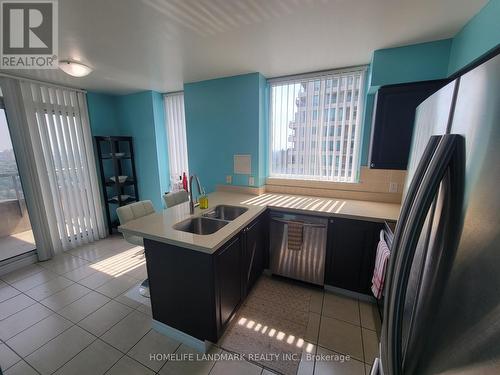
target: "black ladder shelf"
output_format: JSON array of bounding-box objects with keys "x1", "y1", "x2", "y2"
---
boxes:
[{"x1": 94, "y1": 136, "x2": 139, "y2": 234}]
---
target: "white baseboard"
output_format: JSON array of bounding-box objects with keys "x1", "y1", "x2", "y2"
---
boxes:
[
  {"x1": 152, "y1": 319, "x2": 212, "y2": 353},
  {"x1": 0, "y1": 251, "x2": 38, "y2": 277}
]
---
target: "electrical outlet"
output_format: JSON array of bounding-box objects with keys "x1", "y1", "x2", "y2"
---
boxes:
[
  {"x1": 389, "y1": 182, "x2": 398, "y2": 193},
  {"x1": 226, "y1": 175, "x2": 232, "y2": 184},
  {"x1": 248, "y1": 176, "x2": 255, "y2": 186}
]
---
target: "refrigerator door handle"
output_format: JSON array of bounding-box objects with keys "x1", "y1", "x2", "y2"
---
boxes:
[
  {"x1": 370, "y1": 358, "x2": 381, "y2": 375},
  {"x1": 382, "y1": 136, "x2": 440, "y2": 303},
  {"x1": 381, "y1": 135, "x2": 441, "y2": 370},
  {"x1": 386, "y1": 134, "x2": 465, "y2": 375}
]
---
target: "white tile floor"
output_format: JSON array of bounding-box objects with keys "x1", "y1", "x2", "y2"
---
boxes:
[
  {"x1": 0, "y1": 230, "x2": 36, "y2": 261},
  {"x1": 0, "y1": 235, "x2": 381, "y2": 375}
]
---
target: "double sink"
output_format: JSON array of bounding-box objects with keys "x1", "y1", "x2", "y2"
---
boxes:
[{"x1": 173, "y1": 205, "x2": 248, "y2": 235}]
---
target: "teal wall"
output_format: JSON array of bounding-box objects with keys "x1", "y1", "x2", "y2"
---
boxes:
[
  {"x1": 87, "y1": 93, "x2": 120, "y2": 136},
  {"x1": 87, "y1": 91, "x2": 168, "y2": 212},
  {"x1": 448, "y1": 0, "x2": 500, "y2": 74},
  {"x1": 369, "y1": 39, "x2": 452, "y2": 92},
  {"x1": 184, "y1": 73, "x2": 266, "y2": 194}
]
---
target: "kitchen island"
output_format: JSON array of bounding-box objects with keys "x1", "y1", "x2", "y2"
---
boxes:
[{"x1": 118, "y1": 191, "x2": 400, "y2": 351}]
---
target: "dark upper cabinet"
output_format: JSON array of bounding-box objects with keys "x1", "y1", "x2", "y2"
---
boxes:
[
  {"x1": 216, "y1": 236, "x2": 242, "y2": 330},
  {"x1": 325, "y1": 217, "x2": 383, "y2": 294},
  {"x1": 369, "y1": 79, "x2": 448, "y2": 170},
  {"x1": 242, "y1": 216, "x2": 265, "y2": 297}
]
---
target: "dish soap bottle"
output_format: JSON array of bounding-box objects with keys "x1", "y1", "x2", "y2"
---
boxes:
[{"x1": 199, "y1": 187, "x2": 208, "y2": 209}]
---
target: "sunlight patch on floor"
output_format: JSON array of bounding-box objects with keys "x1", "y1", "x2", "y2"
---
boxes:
[
  {"x1": 89, "y1": 246, "x2": 145, "y2": 277},
  {"x1": 237, "y1": 316, "x2": 313, "y2": 352}
]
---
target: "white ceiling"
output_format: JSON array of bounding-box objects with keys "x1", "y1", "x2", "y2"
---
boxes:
[{"x1": 2, "y1": 0, "x2": 487, "y2": 94}]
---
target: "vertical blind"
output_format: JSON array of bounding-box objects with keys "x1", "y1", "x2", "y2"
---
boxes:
[
  {"x1": 269, "y1": 67, "x2": 366, "y2": 182},
  {"x1": 164, "y1": 92, "x2": 189, "y2": 187},
  {"x1": 21, "y1": 82, "x2": 106, "y2": 250}
]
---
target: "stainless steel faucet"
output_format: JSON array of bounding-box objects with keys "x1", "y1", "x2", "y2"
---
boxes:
[{"x1": 189, "y1": 174, "x2": 202, "y2": 214}]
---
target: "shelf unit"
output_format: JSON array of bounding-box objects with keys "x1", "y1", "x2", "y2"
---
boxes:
[{"x1": 95, "y1": 136, "x2": 139, "y2": 234}]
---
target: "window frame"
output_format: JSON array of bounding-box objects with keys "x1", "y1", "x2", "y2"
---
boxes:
[
  {"x1": 267, "y1": 66, "x2": 367, "y2": 183},
  {"x1": 164, "y1": 92, "x2": 189, "y2": 189}
]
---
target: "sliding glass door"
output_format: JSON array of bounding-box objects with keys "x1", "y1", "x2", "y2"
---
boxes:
[{"x1": 0, "y1": 96, "x2": 36, "y2": 261}]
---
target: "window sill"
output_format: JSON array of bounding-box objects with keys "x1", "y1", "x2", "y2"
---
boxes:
[
  {"x1": 266, "y1": 177, "x2": 363, "y2": 191},
  {"x1": 265, "y1": 168, "x2": 407, "y2": 204}
]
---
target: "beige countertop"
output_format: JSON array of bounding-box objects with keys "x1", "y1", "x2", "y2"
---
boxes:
[{"x1": 118, "y1": 191, "x2": 401, "y2": 254}]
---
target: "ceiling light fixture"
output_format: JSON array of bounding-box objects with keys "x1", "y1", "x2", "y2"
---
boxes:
[{"x1": 59, "y1": 60, "x2": 93, "y2": 77}]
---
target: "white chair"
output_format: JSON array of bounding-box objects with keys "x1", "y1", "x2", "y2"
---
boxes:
[
  {"x1": 163, "y1": 190, "x2": 189, "y2": 208},
  {"x1": 116, "y1": 200, "x2": 155, "y2": 297}
]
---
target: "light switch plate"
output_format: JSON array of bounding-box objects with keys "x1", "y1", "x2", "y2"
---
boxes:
[
  {"x1": 226, "y1": 175, "x2": 232, "y2": 184},
  {"x1": 389, "y1": 182, "x2": 398, "y2": 193},
  {"x1": 248, "y1": 176, "x2": 255, "y2": 186}
]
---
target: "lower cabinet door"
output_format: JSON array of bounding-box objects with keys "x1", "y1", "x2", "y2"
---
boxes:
[
  {"x1": 325, "y1": 218, "x2": 382, "y2": 294},
  {"x1": 242, "y1": 218, "x2": 264, "y2": 296},
  {"x1": 216, "y1": 236, "x2": 242, "y2": 329}
]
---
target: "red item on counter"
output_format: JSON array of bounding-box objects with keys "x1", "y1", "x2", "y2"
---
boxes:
[{"x1": 182, "y1": 172, "x2": 188, "y2": 191}]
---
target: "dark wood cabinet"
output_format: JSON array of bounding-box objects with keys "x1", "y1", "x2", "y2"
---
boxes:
[
  {"x1": 325, "y1": 217, "x2": 383, "y2": 294},
  {"x1": 144, "y1": 213, "x2": 268, "y2": 343},
  {"x1": 369, "y1": 79, "x2": 448, "y2": 170},
  {"x1": 145, "y1": 238, "x2": 218, "y2": 341},
  {"x1": 215, "y1": 236, "x2": 242, "y2": 330},
  {"x1": 241, "y1": 217, "x2": 265, "y2": 297}
]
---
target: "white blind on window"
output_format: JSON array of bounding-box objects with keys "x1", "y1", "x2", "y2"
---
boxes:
[
  {"x1": 164, "y1": 92, "x2": 189, "y2": 187},
  {"x1": 269, "y1": 68, "x2": 366, "y2": 182},
  {"x1": 20, "y1": 82, "x2": 106, "y2": 250}
]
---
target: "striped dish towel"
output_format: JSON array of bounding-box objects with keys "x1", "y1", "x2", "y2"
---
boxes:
[
  {"x1": 287, "y1": 221, "x2": 304, "y2": 251},
  {"x1": 371, "y1": 230, "x2": 391, "y2": 299}
]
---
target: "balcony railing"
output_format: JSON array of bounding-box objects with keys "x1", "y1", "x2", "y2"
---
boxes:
[
  {"x1": 0, "y1": 172, "x2": 24, "y2": 215},
  {"x1": 0, "y1": 172, "x2": 32, "y2": 239}
]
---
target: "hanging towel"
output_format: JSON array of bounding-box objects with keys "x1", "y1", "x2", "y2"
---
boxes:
[
  {"x1": 287, "y1": 221, "x2": 304, "y2": 251},
  {"x1": 371, "y1": 230, "x2": 391, "y2": 299}
]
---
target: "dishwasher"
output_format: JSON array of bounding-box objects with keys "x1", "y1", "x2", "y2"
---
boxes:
[{"x1": 269, "y1": 211, "x2": 328, "y2": 286}]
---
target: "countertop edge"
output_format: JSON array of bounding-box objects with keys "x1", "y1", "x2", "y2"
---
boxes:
[{"x1": 118, "y1": 192, "x2": 401, "y2": 254}]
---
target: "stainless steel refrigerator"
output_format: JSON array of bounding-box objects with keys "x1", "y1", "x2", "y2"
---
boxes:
[{"x1": 373, "y1": 52, "x2": 500, "y2": 375}]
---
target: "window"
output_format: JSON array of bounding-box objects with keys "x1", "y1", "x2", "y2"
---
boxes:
[
  {"x1": 164, "y1": 93, "x2": 189, "y2": 188},
  {"x1": 269, "y1": 67, "x2": 365, "y2": 182}
]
